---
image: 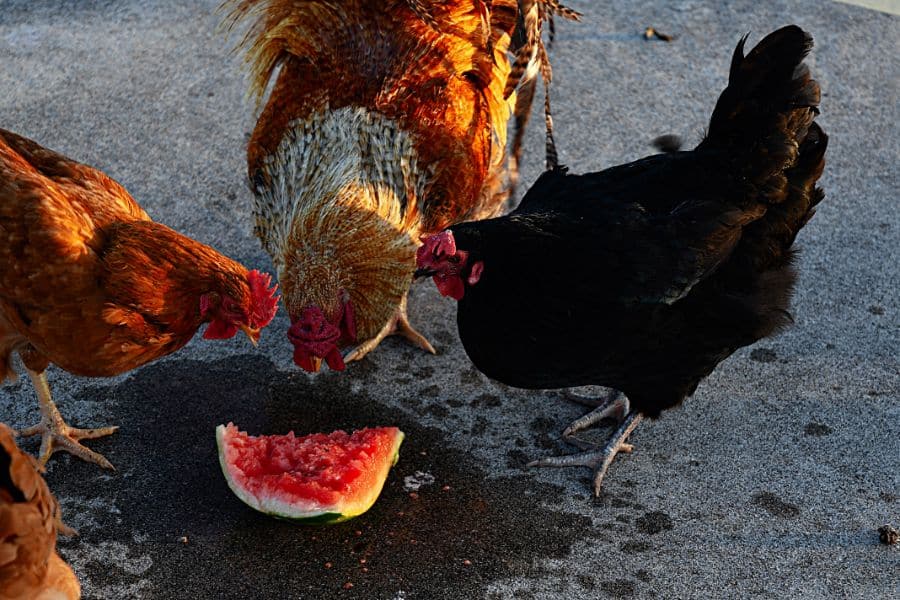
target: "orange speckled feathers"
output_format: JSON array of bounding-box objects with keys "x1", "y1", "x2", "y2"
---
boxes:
[{"x1": 0, "y1": 423, "x2": 80, "y2": 599}]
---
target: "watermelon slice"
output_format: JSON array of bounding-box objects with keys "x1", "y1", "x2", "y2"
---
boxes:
[{"x1": 216, "y1": 423, "x2": 404, "y2": 523}]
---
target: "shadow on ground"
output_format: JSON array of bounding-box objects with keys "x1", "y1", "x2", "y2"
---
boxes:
[{"x1": 42, "y1": 355, "x2": 603, "y2": 599}]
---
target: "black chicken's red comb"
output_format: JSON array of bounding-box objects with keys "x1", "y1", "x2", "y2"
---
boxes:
[{"x1": 416, "y1": 231, "x2": 456, "y2": 267}]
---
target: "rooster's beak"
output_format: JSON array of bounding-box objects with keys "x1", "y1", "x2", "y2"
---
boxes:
[
  {"x1": 310, "y1": 356, "x2": 323, "y2": 373},
  {"x1": 239, "y1": 324, "x2": 261, "y2": 347},
  {"x1": 414, "y1": 267, "x2": 437, "y2": 279}
]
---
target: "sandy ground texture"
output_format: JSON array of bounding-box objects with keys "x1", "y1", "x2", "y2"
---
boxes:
[{"x1": 1, "y1": 1, "x2": 898, "y2": 598}]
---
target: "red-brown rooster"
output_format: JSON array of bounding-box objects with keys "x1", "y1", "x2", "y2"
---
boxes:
[
  {"x1": 0, "y1": 129, "x2": 279, "y2": 470},
  {"x1": 417, "y1": 26, "x2": 828, "y2": 495},
  {"x1": 224, "y1": 0, "x2": 578, "y2": 372}
]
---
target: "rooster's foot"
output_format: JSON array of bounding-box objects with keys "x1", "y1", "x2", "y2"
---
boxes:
[
  {"x1": 528, "y1": 411, "x2": 642, "y2": 496},
  {"x1": 16, "y1": 369, "x2": 117, "y2": 470},
  {"x1": 344, "y1": 295, "x2": 436, "y2": 363}
]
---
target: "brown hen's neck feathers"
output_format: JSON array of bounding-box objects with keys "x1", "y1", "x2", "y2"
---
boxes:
[{"x1": 101, "y1": 221, "x2": 250, "y2": 333}]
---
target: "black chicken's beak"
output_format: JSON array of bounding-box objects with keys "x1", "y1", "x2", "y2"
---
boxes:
[{"x1": 414, "y1": 267, "x2": 437, "y2": 280}]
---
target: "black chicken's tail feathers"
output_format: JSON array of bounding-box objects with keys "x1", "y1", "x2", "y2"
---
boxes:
[
  {"x1": 707, "y1": 26, "x2": 828, "y2": 277},
  {"x1": 700, "y1": 26, "x2": 822, "y2": 200}
]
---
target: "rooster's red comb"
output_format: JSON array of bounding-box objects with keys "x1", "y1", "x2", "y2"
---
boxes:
[{"x1": 248, "y1": 269, "x2": 280, "y2": 329}]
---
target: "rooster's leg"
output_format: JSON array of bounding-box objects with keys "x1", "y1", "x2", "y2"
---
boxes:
[
  {"x1": 344, "y1": 294, "x2": 436, "y2": 363},
  {"x1": 16, "y1": 369, "x2": 117, "y2": 470},
  {"x1": 528, "y1": 411, "x2": 643, "y2": 497}
]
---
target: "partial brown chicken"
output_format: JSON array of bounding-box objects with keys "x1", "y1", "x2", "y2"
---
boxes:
[
  {"x1": 224, "y1": 0, "x2": 578, "y2": 372},
  {"x1": 0, "y1": 128, "x2": 279, "y2": 470},
  {"x1": 0, "y1": 423, "x2": 80, "y2": 600}
]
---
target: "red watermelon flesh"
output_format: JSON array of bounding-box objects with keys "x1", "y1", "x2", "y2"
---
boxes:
[{"x1": 217, "y1": 423, "x2": 403, "y2": 523}]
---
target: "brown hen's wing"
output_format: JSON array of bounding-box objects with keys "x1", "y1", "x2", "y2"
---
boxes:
[
  {"x1": 0, "y1": 129, "x2": 148, "y2": 222},
  {"x1": 0, "y1": 129, "x2": 150, "y2": 310},
  {"x1": 0, "y1": 424, "x2": 80, "y2": 600}
]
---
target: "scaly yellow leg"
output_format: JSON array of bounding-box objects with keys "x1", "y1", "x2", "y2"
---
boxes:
[{"x1": 16, "y1": 369, "x2": 117, "y2": 470}]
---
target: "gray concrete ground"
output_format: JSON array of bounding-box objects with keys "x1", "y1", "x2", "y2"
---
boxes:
[{"x1": 1, "y1": 1, "x2": 898, "y2": 598}]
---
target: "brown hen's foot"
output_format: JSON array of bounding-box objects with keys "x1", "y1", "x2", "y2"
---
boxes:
[
  {"x1": 344, "y1": 294, "x2": 436, "y2": 363},
  {"x1": 528, "y1": 411, "x2": 643, "y2": 497},
  {"x1": 16, "y1": 369, "x2": 117, "y2": 470}
]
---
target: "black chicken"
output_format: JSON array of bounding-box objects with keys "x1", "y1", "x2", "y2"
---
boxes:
[{"x1": 415, "y1": 26, "x2": 828, "y2": 495}]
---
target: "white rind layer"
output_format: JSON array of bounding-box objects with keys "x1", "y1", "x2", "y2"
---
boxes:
[{"x1": 216, "y1": 424, "x2": 404, "y2": 522}]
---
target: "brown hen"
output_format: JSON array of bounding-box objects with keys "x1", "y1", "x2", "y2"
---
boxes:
[
  {"x1": 0, "y1": 129, "x2": 279, "y2": 470},
  {"x1": 224, "y1": 0, "x2": 578, "y2": 371},
  {"x1": 0, "y1": 423, "x2": 80, "y2": 600}
]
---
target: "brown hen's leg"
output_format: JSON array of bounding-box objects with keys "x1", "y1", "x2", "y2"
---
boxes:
[
  {"x1": 344, "y1": 293, "x2": 436, "y2": 363},
  {"x1": 16, "y1": 369, "x2": 117, "y2": 470},
  {"x1": 528, "y1": 408, "x2": 643, "y2": 497}
]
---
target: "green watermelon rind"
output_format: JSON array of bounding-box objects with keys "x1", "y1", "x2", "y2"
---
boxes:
[{"x1": 215, "y1": 424, "x2": 403, "y2": 524}]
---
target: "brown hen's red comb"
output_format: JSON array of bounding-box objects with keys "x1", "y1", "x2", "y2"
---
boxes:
[{"x1": 248, "y1": 269, "x2": 280, "y2": 328}]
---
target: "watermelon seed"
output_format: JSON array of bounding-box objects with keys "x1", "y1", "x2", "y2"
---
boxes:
[
  {"x1": 354, "y1": 530, "x2": 362, "y2": 536},
  {"x1": 359, "y1": 558, "x2": 366, "y2": 564},
  {"x1": 463, "y1": 559, "x2": 472, "y2": 566},
  {"x1": 409, "y1": 492, "x2": 419, "y2": 500},
  {"x1": 324, "y1": 562, "x2": 333, "y2": 569},
  {"x1": 442, "y1": 485, "x2": 451, "y2": 491},
  {"x1": 361, "y1": 567, "x2": 368, "y2": 573},
  {"x1": 410, "y1": 539, "x2": 418, "y2": 545},
  {"x1": 343, "y1": 582, "x2": 354, "y2": 590},
  {"x1": 178, "y1": 536, "x2": 188, "y2": 544}
]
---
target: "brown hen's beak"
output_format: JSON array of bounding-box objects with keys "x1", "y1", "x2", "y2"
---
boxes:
[
  {"x1": 239, "y1": 324, "x2": 261, "y2": 347},
  {"x1": 310, "y1": 356, "x2": 323, "y2": 373}
]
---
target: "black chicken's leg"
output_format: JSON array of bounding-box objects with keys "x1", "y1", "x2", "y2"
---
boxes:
[
  {"x1": 562, "y1": 390, "x2": 628, "y2": 446},
  {"x1": 528, "y1": 410, "x2": 643, "y2": 496}
]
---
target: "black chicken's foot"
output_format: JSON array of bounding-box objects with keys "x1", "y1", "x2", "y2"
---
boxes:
[
  {"x1": 561, "y1": 387, "x2": 622, "y2": 408},
  {"x1": 528, "y1": 412, "x2": 643, "y2": 496},
  {"x1": 562, "y1": 393, "x2": 629, "y2": 439}
]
